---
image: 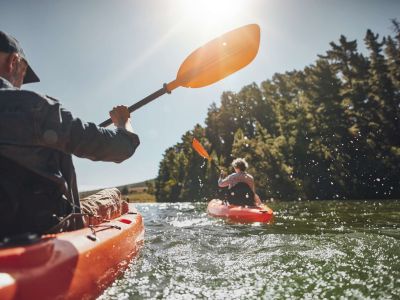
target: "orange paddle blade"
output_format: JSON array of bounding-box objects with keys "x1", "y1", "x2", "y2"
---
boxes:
[
  {"x1": 192, "y1": 138, "x2": 211, "y2": 160},
  {"x1": 167, "y1": 24, "x2": 260, "y2": 91}
]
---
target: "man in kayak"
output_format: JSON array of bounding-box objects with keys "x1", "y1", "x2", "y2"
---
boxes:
[
  {"x1": 218, "y1": 158, "x2": 262, "y2": 206},
  {"x1": 0, "y1": 31, "x2": 140, "y2": 238}
]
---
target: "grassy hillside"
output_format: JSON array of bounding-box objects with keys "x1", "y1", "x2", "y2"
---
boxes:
[{"x1": 79, "y1": 179, "x2": 156, "y2": 203}]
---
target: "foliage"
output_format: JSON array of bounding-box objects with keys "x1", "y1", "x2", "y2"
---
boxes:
[
  {"x1": 124, "y1": 190, "x2": 156, "y2": 203},
  {"x1": 145, "y1": 180, "x2": 155, "y2": 195},
  {"x1": 79, "y1": 179, "x2": 156, "y2": 199},
  {"x1": 121, "y1": 186, "x2": 129, "y2": 195},
  {"x1": 155, "y1": 22, "x2": 400, "y2": 201}
]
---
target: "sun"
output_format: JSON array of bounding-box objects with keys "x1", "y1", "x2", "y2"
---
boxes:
[
  {"x1": 176, "y1": 0, "x2": 247, "y2": 32},
  {"x1": 187, "y1": 0, "x2": 243, "y2": 21}
]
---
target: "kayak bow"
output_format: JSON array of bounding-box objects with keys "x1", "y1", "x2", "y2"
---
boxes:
[
  {"x1": 0, "y1": 203, "x2": 144, "y2": 300},
  {"x1": 207, "y1": 199, "x2": 274, "y2": 223}
]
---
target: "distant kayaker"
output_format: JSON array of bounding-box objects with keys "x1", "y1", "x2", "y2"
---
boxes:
[
  {"x1": 0, "y1": 31, "x2": 140, "y2": 238},
  {"x1": 218, "y1": 158, "x2": 262, "y2": 206}
]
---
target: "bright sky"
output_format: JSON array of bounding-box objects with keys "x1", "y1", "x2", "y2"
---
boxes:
[{"x1": 1, "y1": 0, "x2": 399, "y2": 191}]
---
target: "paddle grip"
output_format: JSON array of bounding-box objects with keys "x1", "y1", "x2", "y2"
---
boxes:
[{"x1": 99, "y1": 84, "x2": 170, "y2": 127}]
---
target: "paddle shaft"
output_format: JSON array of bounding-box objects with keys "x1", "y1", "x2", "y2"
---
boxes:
[
  {"x1": 211, "y1": 159, "x2": 222, "y2": 173},
  {"x1": 98, "y1": 24, "x2": 260, "y2": 128},
  {"x1": 99, "y1": 83, "x2": 172, "y2": 127}
]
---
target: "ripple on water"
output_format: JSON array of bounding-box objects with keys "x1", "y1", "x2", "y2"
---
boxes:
[{"x1": 99, "y1": 201, "x2": 400, "y2": 299}]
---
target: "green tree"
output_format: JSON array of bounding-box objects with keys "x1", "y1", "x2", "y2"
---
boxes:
[
  {"x1": 155, "y1": 23, "x2": 400, "y2": 202},
  {"x1": 145, "y1": 181, "x2": 155, "y2": 195}
]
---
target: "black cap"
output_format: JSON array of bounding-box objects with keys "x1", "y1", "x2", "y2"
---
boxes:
[{"x1": 0, "y1": 31, "x2": 40, "y2": 84}]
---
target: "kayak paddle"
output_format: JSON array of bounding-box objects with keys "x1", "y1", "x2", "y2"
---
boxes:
[
  {"x1": 99, "y1": 24, "x2": 260, "y2": 127},
  {"x1": 192, "y1": 138, "x2": 221, "y2": 172}
]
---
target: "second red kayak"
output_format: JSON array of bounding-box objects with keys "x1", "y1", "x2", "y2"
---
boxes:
[{"x1": 207, "y1": 199, "x2": 274, "y2": 223}]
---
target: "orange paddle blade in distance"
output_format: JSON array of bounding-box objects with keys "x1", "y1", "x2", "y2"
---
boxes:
[
  {"x1": 167, "y1": 24, "x2": 260, "y2": 91},
  {"x1": 192, "y1": 138, "x2": 211, "y2": 160}
]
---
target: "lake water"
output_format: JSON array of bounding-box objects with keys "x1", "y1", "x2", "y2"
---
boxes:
[{"x1": 99, "y1": 200, "x2": 400, "y2": 299}]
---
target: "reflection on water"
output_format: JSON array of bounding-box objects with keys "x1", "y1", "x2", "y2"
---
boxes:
[{"x1": 99, "y1": 200, "x2": 400, "y2": 299}]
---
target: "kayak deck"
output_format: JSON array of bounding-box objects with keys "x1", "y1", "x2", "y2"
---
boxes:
[
  {"x1": 207, "y1": 199, "x2": 274, "y2": 223},
  {"x1": 0, "y1": 203, "x2": 144, "y2": 300}
]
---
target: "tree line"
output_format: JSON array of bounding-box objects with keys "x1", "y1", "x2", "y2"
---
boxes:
[{"x1": 155, "y1": 21, "x2": 400, "y2": 202}]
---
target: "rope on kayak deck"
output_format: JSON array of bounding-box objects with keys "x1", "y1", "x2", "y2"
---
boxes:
[
  {"x1": 87, "y1": 223, "x2": 122, "y2": 241},
  {"x1": 47, "y1": 212, "x2": 123, "y2": 242},
  {"x1": 86, "y1": 209, "x2": 139, "y2": 241}
]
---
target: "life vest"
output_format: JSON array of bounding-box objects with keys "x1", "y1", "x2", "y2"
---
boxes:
[
  {"x1": 0, "y1": 155, "x2": 70, "y2": 238},
  {"x1": 226, "y1": 182, "x2": 255, "y2": 206}
]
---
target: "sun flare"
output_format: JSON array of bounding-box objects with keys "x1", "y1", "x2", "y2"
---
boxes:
[{"x1": 177, "y1": 0, "x2": 248, "y2": 33}]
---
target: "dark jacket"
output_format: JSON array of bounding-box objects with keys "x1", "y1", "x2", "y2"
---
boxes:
[{"x1": 0, "y1": 77, "x2": 140, "y2": 236}]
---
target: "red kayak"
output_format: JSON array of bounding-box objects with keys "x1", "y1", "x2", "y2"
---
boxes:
[
  {"x1": 0, "y1": 203, "x2": 144, "y2": 300},
  {"x1": 207, "y1": 199, "x2": 274, "y2": 223}
]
